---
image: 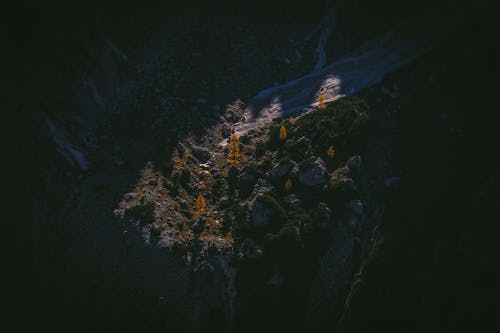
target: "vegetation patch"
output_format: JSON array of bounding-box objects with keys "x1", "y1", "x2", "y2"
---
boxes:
[{"x1": 126, "y1": 202, "x2": 155, "y2": 224}]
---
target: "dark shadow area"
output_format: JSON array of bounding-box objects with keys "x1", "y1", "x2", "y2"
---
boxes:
[{"x1": 338, "y1": 13, "x2": 500, "y2": 333}]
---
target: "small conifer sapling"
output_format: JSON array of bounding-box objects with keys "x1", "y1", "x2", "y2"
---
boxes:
[{"x1": 279, "y1": 124, "x2": 287, "y2": 141}]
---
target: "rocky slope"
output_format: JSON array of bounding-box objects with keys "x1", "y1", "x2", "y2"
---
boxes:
[{"x1": 7, "y1": 1, "x2": 499, "y2": 332}]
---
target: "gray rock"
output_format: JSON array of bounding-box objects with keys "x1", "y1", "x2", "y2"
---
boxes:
[
  {"x1": 347, "y1": 155, "x2": 362, "y2": 171},
  {"x1": 256, "y1": 178, "x2": 268, "y2": 186},
  {"x1": 283, "y1": 194, "x2": 302, "y2": 210},
  {"x1": 179, "y1": 199, "x2": 188, "y2": 209},
  {"x1": 240, "y1": 171, "x2": 258, "y2": 195},
  {"x1": 250, "y1": 200, "x2": 273, "y2": 228},
  {"x1": 219, "y1": 196, "x2": 233, "y2": 209},
  {"x1": 296, "y1": 136, "x2": 313, "y2": 156},
  {"x1": 182, "y1": 210, "x2": 193, "y2": 218},
  {"x1": 242, "y1": 245, "x2": 264, "y2": 260},
  {"x1": 329, "y1": 177, "x2": 358, "y2": 194},
  {"x1": 253, "y1": 178, "x2": 274, "y2": 197},
  {"x1": 124, "y1": 192, "x2": 135, "y2": 201},
  {"x1": 176, "y1": 142, "x2": 186, "y2": 156},
  {"x1": 297, "y1": 158, "x2": 328, "y2": 186},
  {"x1": 186, "y1": 156, "x2": 198, "y2": 167},
  {"x1": 270, "y1": 161, "x2": 294, "y2": 179},
  {"x1": 296, "y1": 136, "x2": 311, "y2": 146},
  {"x1": 342, "y1": 178, "x2": 358, "y2": 193},
  {"x1": 240, "y1": 171, "x2": 258, "y2": 184},
  {"x1": 314, "y1": 203, "x2": 333, "y2": 230},
  {"x1": 190, "y1": 217, "x2": 205, "y2": 234},
  {"x1": 221, "y1": 124, "x2": 232, "y2": 138},
  {"x1": 345, "y1": 199, "x2": 364, "y2": 216},
  {"x1": 151, "y1": 224, "x2": 162, "y2": 237},
  {"x1": 316, "y1": 202, "x2": 332, "y2": 219},
  {"x1": 191, "y1": 145, "x2": 211, "y2": 163}
]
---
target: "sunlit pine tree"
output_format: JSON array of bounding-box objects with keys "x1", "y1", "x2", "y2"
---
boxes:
[
  {"x1": 318, "y1": 94, "x2": 326, "y2": 110},
  {"x1": 195, "y1": 194, "x2": 206, "y2": 214},
  {"x1": 327, "y1": 145, "x2": 335, "y2": 159},
  {"x1": 228, "y1": 133, "x2": 241, "y2": 165},
  {"x1": 279, "y1": 124, "x2": 287, "y2": 141}
]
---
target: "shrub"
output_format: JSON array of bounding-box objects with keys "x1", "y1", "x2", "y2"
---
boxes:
[
  {"x1": 126, "y1": 203, "x2": 155, "y2": 224},
  {"x1": 255, "y1": 141, "x2": 266, "y2": 157},
  {"x1": 266, "y1": 125, "x2": 282, "y2": 149}
]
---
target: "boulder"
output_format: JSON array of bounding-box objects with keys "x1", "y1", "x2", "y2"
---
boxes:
[
  {"x1": 250, "y1": 195, "x2": 286, "y2": 229},
  {"x1": 221, "y1": 124, "x2": 232, "y2": 138},
  {"x1": 270, "y1": 160, "x2": 294, "y2": 179},
  {"x1": 297, "y1": 158, "x2": 328, "y2": 186},
  {"x1": 191, "y1": 145, "x2": 211, "y2": 163},
  {"x1": 328, "y1": 177, "x2": 358, "y2": 195},
  {"x1": 345, "y1": 199, "x2": 364, "y2": 217},
  {"x1": 283, "y1": 194, "x2": 302, "y2": 210},
  {"x1": 179, "y1": 199, "x2": 188, "y2": 209},
  {"x1": 315, "y1": 202, "x2": 333, "y2": 228},
  {"x1": 242, "y1": 243, "x2": 264, "y2": 260},
  {"x1": 295, "y1": 136, "x2": 313, "y2": 156},
  {"x1": 240, "y1": 171, "x2": 259, "y2": 196},
  {"x1": 219, "y1": 196, "x2": 233, "y2": 209},
  {"x1": 250, "y1": 200, "x2": 273, "y2": 228},
  {"x1": 347, "y1": 155, "x2": 362, "y2": 172},
  {"x1": 240, "y1": 171, "x2": 258, "y2": 185},
  {"x1": 176, "y1": 142, "x2": 186, "y2": 156}
]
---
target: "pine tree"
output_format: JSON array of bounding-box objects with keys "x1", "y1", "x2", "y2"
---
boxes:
[
  {"x1": 228, "y1": 133, "x2": 240, "y2": 165},
  {"x1": 195, "y1": 194, "x2": 206, "y2": 214},
  {"x1": 327, "y1": 145, "x2": 335, "y2": 159},
  {"x1": 285, "y1": 178, "x2": 293, "y2": 191},
  {"x1": 318, "y1": 94, "x2": 326, "y2": 110},
  {"x1": 279, "y1": 124, "x2": 287, "y2": 141}
]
